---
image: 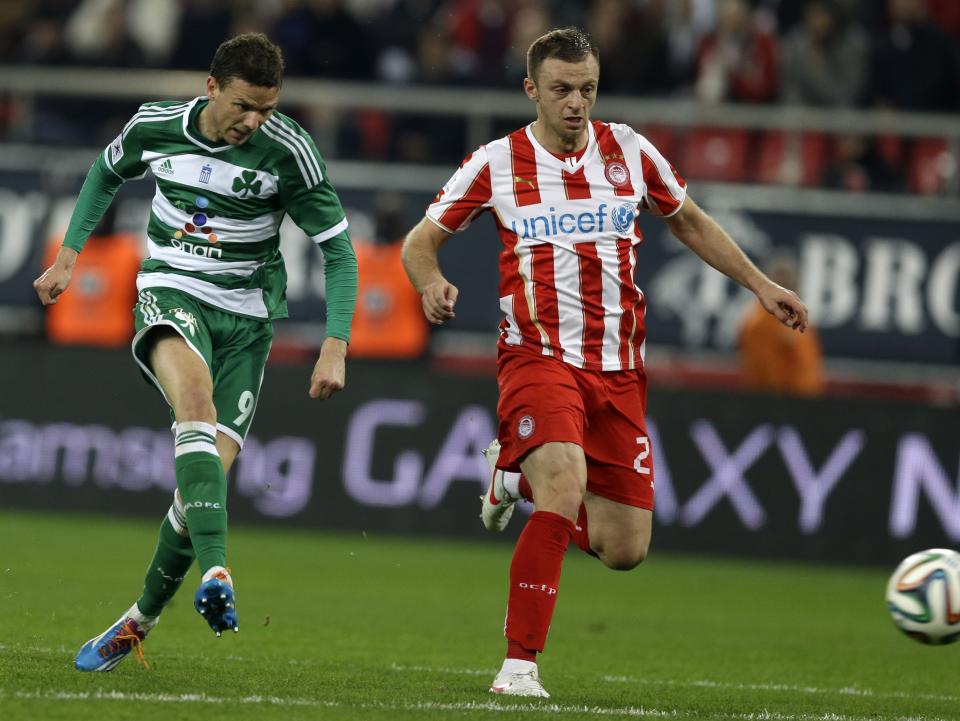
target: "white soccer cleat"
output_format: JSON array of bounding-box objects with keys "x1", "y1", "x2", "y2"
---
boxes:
[
  {"x1": 480, "y1": 440, "x2": 519, "y2": 532},
  {"x1": 490, "y1": 665, "x2": 550, "y2": 698}
]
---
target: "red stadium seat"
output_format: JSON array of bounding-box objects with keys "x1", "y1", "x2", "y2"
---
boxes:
[
  {"x1": 680, "y1": 127, "x2": 750, "y2": 183},
  {"x1": 639, "y1": 124, "x2": 674, "y2": 160},
  {"x1": 907, "y1": 138, "x2": 954, "y2": 195},
  {"x1": 755, "y1": 131, "x2": 827, "y2": 186}
]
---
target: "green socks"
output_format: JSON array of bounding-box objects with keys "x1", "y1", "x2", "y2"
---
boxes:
[
  {"x1": 136, "y1": 502, "x2": 195, "y2": 618},
  {"x1": 173, "y1": 421, "x2": 228, "y2": 574},
  {"x1": 134, "y1": 421, "x2": 229, "y2": 619}
]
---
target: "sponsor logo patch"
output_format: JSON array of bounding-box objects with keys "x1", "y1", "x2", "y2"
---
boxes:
[
  {"x1": 611, "y1": 202, "x2": 637, "y2": 234},
  {"x1": 109, "y1": 134, "x2": 124, "y2": 165}
]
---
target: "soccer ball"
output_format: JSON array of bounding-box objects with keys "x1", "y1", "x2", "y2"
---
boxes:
[{"x1": 886, "y1": 548, "x2": 960, "y2": 645}]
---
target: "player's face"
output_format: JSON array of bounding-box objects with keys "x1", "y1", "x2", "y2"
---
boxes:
[
  {"x1": 203, "y1": 76, "x2": 280, "y2": 146},
  {"x1": 525, "y1": 55, "x2": 599, "y2": 152}
]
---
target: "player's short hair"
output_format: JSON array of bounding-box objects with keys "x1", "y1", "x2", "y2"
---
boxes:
[
  {"x1": 210, "y1": 33, "x2": 285, "y2": 89},
  {"x1": 526, "y1": 27, "x2": 599, "y2": 82}
]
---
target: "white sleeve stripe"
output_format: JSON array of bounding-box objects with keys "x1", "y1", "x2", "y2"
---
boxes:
[
  {"x1": 640, "y1": 150, "x2": 685, "y2": 205},
  {"x1": 265, "y1": 118, "x2": 323, "y2": 186},
  {"x1": 425, "y1": 214, "x2": 455, "y2": 234},
  {"x1": 266, "y1": 118, "x2": 323, "y2": 183},
  {"x1": 260, "y1": 124, "x2": 318, "y2": 188},
  {"x1": 309, "y1": 217, "x2": 349, "y2": 244},
  {"x1": 121, "y1": 108, "x2": 189, "y2": 141},
  {"x1": 637, "y1": 137, "x2": 685, "y2": 204},
  {"x1": 121, "y1": 104, "x2": 190, "y2": 135}
]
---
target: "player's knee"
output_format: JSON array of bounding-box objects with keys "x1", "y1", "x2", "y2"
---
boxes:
[
  {"x1": 174, "y1": 387, "x2": 216, "y2": 424},
  {"x1": 600, "y1": 540, "x2": 649, "y2": 571}
]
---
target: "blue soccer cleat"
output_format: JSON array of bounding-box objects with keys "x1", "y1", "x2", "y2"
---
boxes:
[
  {"x1": 75, "y1": 605, "x2": 156, "y2": 672},
  {"x1": 194, "y1": 566, "x2": 238, "y2": 636}
]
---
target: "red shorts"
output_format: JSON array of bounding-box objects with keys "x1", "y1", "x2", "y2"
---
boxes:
[{"x1": 496, "y1": 350, "x2": 655, "y2": 510}]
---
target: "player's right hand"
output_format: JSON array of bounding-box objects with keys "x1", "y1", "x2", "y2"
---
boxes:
[
  {"x1": 33, "y1": 265, "x2": 73, "y2": 305},
  {"x1": 34, "y1": 246, "x2": 79, "y2": 305},
  {"x1": 420, "y1": 279, "x2": 459, "y2": 325}
]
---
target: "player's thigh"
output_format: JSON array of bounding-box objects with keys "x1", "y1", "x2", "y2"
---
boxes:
[
  {"x1": 133, "y1": 289, "x2": 215, "y2": 421},
  {"x1": 496, "y1": 351, "x2": 586, "y2": 472},
  {"x1": 210, "y1": 315, "x2": 273, "y2": 449},
  {"x1": 582, "y1": 491, "x2": 652, "y2": 570},
  {"x1": 581, "y1": 368, "x2": 655, "y2": 510}
]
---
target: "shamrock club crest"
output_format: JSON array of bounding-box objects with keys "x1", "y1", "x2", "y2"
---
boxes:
[{"x1": 232, "y1": 169, "x2": 262, "y2": 197}]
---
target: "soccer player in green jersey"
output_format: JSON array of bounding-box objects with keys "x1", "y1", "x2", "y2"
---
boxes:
[{"x1": 34, "y1": 33, "x2": 358, "y2": 672}]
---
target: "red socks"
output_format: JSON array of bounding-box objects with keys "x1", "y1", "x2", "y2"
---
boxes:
[
  {"x1": 518, "y1": 474, "x2": 534, "y2": 502},
  {"x1": 573, "y1": 503, "x2": 598, "y2": 557},
  {"x1": 505, "y1": 511, "x2": 574, "y2": 657}
]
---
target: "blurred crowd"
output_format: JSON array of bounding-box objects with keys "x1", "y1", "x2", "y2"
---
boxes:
[
  {"x1": 0, "y1": 0, "x2": 958, "y2": 191},
  {"x1": 3, "y1": 0, "x2": 959, "y2": 108}
]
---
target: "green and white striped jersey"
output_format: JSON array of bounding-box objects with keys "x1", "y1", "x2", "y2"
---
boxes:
[{"x1": 103, "y1": 96, "x2": 348, "y2": 319}]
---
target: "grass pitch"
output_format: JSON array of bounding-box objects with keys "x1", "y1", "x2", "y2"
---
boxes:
[{"x1": 0, "y1": 510, "x2": 955, "y2": 721}]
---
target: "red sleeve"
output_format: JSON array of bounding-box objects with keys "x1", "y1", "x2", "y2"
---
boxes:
[
  {"x1": 637, "y1": 134, "x2": 687, "y2": 217},
  {"x1": 426, "y1": 147, "x2": 492, "y2": 233}
]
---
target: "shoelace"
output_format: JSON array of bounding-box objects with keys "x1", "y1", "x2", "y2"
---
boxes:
[{"x1": 101, "y1": 621, "x2": 150, "y2": 669}]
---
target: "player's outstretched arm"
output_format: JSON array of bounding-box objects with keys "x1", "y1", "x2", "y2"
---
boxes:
[
  {"x1": 401, "y1": 217, "x2": 458, "y2": 326},
  {"x1": 309, "y1": 337, "x2": 347, "y2": 400},
  {"x1": 664, "y1": 196, "x2": 808, "y2": 332}
]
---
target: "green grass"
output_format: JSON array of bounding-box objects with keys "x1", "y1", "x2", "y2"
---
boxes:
[{"x1": 0, "y1": 511, "x2": 955, "y2": 721}]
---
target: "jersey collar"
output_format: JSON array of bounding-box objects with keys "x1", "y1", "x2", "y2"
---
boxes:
[
  {"x1": 524, "y1": 120, "x2": 596, "y2": 173},
  {"x1": 183, "y1": 96, "x2": 234, "y2": 153}
]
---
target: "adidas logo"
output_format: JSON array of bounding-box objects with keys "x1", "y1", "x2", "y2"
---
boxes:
[{"x1": 156, "y1": 159, "x2": 174, "y2": 175}]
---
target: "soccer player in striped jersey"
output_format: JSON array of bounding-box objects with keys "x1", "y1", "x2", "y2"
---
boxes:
[
  {"x1": 34, "y1": 33, "x2": 358, "y2": 672},
  {"x1": 402, "y1": 27, "x2": 808, "y2": 698}
]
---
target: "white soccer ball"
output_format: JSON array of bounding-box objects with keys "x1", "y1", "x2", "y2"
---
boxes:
[{"x1": 886, "y1": 548, "x2": 960, "y2": 645}]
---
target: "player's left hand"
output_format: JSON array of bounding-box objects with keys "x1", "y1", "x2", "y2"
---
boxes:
[
  {"x1": 757, "y1": 281, "x2": 809, "y2": 332},
  {"x1": 309, "y1": 337, "x2": 347, "y2": 400}
]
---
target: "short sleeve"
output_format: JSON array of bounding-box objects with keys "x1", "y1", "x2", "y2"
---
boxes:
[
  {"x1": 636, "y1": 134, "x2": 687, "y2": 218},
  {"x1": 426, "y1": 146, "x2": 492, "y2": 233}
]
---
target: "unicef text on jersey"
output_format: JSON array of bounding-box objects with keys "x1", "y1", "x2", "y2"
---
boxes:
[{"x1": 509, "y1": 202, "x2": 638, "y2": 239}]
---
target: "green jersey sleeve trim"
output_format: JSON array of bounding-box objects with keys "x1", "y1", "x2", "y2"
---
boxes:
[
  {"x1": 319, "y1": 230, "x2": 358, "y2": 342},
  {"x1": 62, "y1": 155, "x2": 126, "y2": 253}
]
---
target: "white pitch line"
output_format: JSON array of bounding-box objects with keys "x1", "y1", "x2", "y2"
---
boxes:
[
  {"x1": 2, "y1": 689, "x2": 955, "y2": 721},
  {"x1": 388, "y1": 664, "x2": 960, "y2": 705},
  {"x1": 4, "y1": 648, "x2": 956, "y2": 710},
  {"x1": 599, "y1": 675, "x2": 960, "y2": 705}
]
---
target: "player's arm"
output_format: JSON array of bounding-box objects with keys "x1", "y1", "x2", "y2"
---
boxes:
[
  {"x1": 33, "y1": 155, "x2": 126, "y2": 305},
  {"x1": 35, "y1": 109, "x2": 149, "y2": 305},
  {"x1": 664, "y1": 196, "x2": 808, "y2": 332},
  {"x1": 273, "y1": 122, "x2": 358, "y2": 399},
  {"x1": 401, "y1": 217, "x2": 458, "y2": 325},
  {"x1": 309, "y1": 230, "x2": 357, "y2": 400}
]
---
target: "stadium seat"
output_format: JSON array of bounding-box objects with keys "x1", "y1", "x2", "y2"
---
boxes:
[
  {"x1": 680, "y1": 127, "x2": 750, "y2": 183},
  {"x1": 907, "y1": 138, "x2": 955, "y2": 195},
  {"x1": 754, "y1": 131, "x2": 827, "y2": 186},
  {"x1": 639, "y1": 124, "x2": 674, "y2": 159}
]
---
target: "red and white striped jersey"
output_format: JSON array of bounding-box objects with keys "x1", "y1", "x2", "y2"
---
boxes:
[{"x1": 426, "y1": 120, "x2": 686, "y2": 371}]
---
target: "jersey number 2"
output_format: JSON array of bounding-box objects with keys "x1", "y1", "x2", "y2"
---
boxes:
[{"x1": 634, "y1": 436, "x2": 651, "y2": 475}]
